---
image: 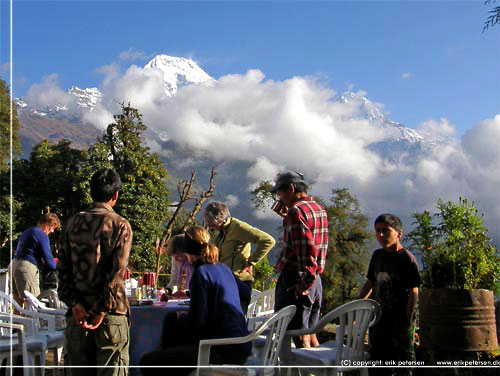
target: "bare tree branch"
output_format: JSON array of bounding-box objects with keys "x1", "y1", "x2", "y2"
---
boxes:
[
  {"x1": 153, "y1": 168, "x2": 217, "y2": 286},
  {"x1": 180, "y1": 168, "x2": 217, "y2": 232}
]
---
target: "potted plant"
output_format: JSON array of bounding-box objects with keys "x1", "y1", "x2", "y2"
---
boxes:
[{"x1": 407, "y1": 197, "x2": 500, "y2": 351}]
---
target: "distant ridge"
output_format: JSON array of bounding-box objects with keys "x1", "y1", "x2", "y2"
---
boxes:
[{"x1": 14, "y1": 54, "x2": 441, "y2": 166}]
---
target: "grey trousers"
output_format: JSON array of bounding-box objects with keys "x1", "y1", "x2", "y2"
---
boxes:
[{"x1": 10, "y1": 259, "x2": 40, "y2": 303}]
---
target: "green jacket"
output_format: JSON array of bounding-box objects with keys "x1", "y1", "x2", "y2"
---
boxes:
[{"x1": 210, "y1": 217, "x2": 275, "y2": 282}]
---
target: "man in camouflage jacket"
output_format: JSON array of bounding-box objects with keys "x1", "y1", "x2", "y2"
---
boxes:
[{"x1": 58, "y1": 168, "x2": 133, "y2": 376}]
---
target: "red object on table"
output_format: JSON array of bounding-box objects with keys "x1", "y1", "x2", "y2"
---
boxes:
[
  {"x1": 124, "y1": 268, "x2": 131, "y2": 279},
  {"x1": 142, "y1": 272, "x2": 156, "y2": 286}
]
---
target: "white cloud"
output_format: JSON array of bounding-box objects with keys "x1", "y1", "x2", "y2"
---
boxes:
[
  {"x1": 401, "y1": 72, "x2": 413, "y2": 80},
  {"x1": 224, "y1": 194, "x2": 240, "y2": 208},
  {"x1": 24, "y1": 74, "x2": 76, "y2": 110},
  {"x1": 118, "y1": 48, "x2": 147, "y2": 62},
  {"x1": 417, "y1": 118, "x2": 456, "y2": 139},
  {"x1": 462, "y1": 115, "x2": 500, "y2": 170},
  {"x1": 25, "y1": 64, "x2": 500, "y2": 243},
  {"x1": 81, "y1": 105, "x2": 114, "y2": 131}
]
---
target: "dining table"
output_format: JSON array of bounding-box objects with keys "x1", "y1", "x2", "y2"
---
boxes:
[{"x1": 129, "y1": 299, "x2": 189, "y2": 376}]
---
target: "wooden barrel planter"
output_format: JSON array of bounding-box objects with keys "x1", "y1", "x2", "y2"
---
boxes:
[{"x1": 419, "y1": 288, "x2": 498, "y2": 351}]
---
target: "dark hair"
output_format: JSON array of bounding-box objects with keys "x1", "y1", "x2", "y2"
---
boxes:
[
  {"x1": 37, "y1": 213, "x2": 60, "y2": 230},
  {"x1": 90, "y1": 168, "x2": 122, "y2": 202},
  {"x1": 166, "y1": 234, "x2": 187, "y2": 256},
  {"x1": 374, "y1": 213, "x2": 402, "y2": 232},
  {"x1": 277, "y1": 182, "x2": 308, "y2": 194}
]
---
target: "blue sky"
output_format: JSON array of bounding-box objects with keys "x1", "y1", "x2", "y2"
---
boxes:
[
  {"x1": 1, "y1": 1, "x2": 499, "y2": 134},
  {"x1": 2, "y1": 1, "x2": 500, "y2": 243}
]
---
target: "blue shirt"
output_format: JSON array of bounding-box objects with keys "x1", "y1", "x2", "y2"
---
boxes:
[
  {"x1": 14, "y1": 226, "x2": 56, "y2": 270},
  {"x1": 180, "y1": 260, "x2": 251, "y2": 356}
]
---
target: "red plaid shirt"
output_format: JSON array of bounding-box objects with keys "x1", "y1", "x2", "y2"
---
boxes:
[{"x1": 276, "y1": 196, "x2": 329, "y2": 290}]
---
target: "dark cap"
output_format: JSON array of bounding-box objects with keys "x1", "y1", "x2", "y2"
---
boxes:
[{"x1": 269, "y1": 171, "x2": 305, "y2": 193}]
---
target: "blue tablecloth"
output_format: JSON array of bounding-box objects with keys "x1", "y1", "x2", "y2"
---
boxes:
[{"x1": 129, "y1": 301, "x2": 189, "y2": 376}]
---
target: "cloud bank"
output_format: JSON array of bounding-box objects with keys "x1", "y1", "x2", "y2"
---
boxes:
[{"x1": 28, "y1": 64, "x2": 500, "y2": 242}]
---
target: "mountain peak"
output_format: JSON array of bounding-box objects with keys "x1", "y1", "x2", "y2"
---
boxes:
[
  {"x1": 144, "y1": 54, "x2": 213, "y2": 96},
  {"x1": 68, "y1": 86, "x2": 102, "y2": 110}
]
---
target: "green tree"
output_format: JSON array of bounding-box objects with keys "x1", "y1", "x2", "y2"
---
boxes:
[
  {"x1": 84, "y1": 104, "x2": 170, "y2": 271},
  {"x1": 0, "y1": 194, "x2": 21, "y2": 267},
  {"x1": 0, "y1": 139, "x2": 86, "y2": 266},
  {"x1": 12, "y1": 139, "x2": 87, "y2": 229},
  {"x1": 484, "y1": 0, "x2": 500, "y2": 32},
  {"x1": 0, "y1": 77, "x2": 21, "y2": 172},
  {"x1": 253, "y1": 255, "x2": 277, "y2": 291},
  {"x1": 406, "y1": 198, "x2": 500, "y2": 293},
  {"x1": 0, "y1": 77, "x2": 22, "y2": 267},
  {"x1": 321, "y1": 188, "x2": 372, "y2": 313}
]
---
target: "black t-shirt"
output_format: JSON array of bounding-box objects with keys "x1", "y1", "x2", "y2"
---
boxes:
[{"x1": 367, "y1": 248, "x2": 422, "y2": 324}]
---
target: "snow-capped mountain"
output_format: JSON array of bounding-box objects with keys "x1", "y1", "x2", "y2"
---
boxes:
[
  {"x1": 15, "y1": 54, "x2": 212, "y2": 115},
  {"x1": 14, "y1": 86, "x2": 102, "y2": 117},
  {"x1": 338, "y1": 91, "x2": 438, "y2": 164},
  {"x1": 144, "y1": 54, "x2": 213, "y2": 96},
  {"x1": 339, "y1": 91, "x2": 424, "y2": 143},
  {"x1": 67, "y1": 86, "x2": 102, "y2": 110},
  {"x1": 14, "y1": 53, "x2": 441, "y2": 167}
]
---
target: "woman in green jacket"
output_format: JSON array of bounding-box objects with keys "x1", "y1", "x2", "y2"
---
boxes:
[{"x1": 202, "y1": 201, "x2": 276, "y2": 313}]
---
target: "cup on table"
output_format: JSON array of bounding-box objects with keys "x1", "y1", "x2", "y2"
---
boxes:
[{"x1": 141, "y1": 272, "x2": 157, "y2": 299}]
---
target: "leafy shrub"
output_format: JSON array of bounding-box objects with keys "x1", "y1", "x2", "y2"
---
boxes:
[{"x1": 406, "y1": 198, "x2": 500, "y2": 293}]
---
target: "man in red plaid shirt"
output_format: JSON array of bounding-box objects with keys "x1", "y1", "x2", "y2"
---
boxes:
[{"x1": 270, "y1": 171, "x2": 329, "y2": 348}]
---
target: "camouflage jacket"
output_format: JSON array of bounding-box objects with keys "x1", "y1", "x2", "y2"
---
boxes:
[{"x1": 57, "y1": 202, "x2": 133, "y2": 315}]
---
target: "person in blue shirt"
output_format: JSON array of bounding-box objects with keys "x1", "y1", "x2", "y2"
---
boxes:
[
  {"x1": 9, "y1": 212, "x2": 60, "y2": 306},
  {"x1": 140, "y1": 226, "x2": 251, "y2": 376}
]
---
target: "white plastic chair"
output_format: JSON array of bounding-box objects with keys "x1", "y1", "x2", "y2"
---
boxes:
[
  {"x1": 0, "y1": 321, "x2": 29, "y2": 376},
  {"x1": 195, "y1": 305, "x2": 297, "y2": 376},
  {"x1": 23, "y1": 290, "x2": 66, "y2": 375},
  {"x1": 280, "y1": 299, "x2": 381, "y2": 376},
  {"x1": 24, "y1": 290, "x2": 67, "y2": 329},
  {"x1": 37, "y1": 289, "x2": 67, "y2": 310},
  {"x1": 0, "y1": 268, "x2": 9, "y2": 295},
  {"x1": 247, "y1": 288, "x2": 275, "y2": 331},
  {"x1": 251, "y1": 289, "x2": 261, "y2": 298},
  {"x1": 0, "y1": 314, "x2": 48, "y2": 376},
  {"x1": 0, "y1": 291, "x2": 64, "y2": 376}
]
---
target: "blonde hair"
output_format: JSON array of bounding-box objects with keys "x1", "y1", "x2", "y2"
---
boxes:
[
  {"x1": 38, "y1": 213, "x2": 60, "y2": 230},
  {"x1": 185, "y1": 226, "x2": 219, "y2": 264}
]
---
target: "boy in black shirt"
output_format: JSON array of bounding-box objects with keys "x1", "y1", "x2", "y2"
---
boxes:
[{"x1": 359, "y1": 214, "x2": 422, "y2": 376}]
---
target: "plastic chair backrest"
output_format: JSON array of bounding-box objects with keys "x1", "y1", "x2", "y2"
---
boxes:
[
  {"x1": 325, "y1": 299, "x2": 381, "y2": 363},
  {"x1": 0, "y1": 269, "x2": 9, "y2": 295},
  {"x1": 24, "y1": 290, "x2": 48, "y2": 312},
  {"x1": 258, "y1": 304, "x2": 296, "y2": 367},
  {"x1": 0, "y1": 290, "x2": 49, "y2": 333},
  {"x1": 248, "y1": 288, "x2": 275, "y2": 317},
  {"x1": 0, "y1": 290, "x2": 23, "y2": 314},
  {"x1": 38, "y1": 289, "x2": 65, "y2": 309},
  {"x1": 0, "y1": 291, "x2": 27, "y2": 336},
  {"x1": 0, "y1": 321, "x2": 30, "y2": 376}
]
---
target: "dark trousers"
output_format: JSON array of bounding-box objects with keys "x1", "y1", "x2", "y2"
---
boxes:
[
  {"x1": 274, "y1": 272, "x2": 322, "y2": 348},
  {"x1": 368, "y1": 319, "x2": 416, "y2": 376},
  {"x1": 274, "y1": 272, "x2": 322, "y2": 331},
  {"x1": 240, "y1": 280, "x2": 253, "y2": 316},
  {"x1": 140, "y1": 312, "x2": 248, "y2": 376}
]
